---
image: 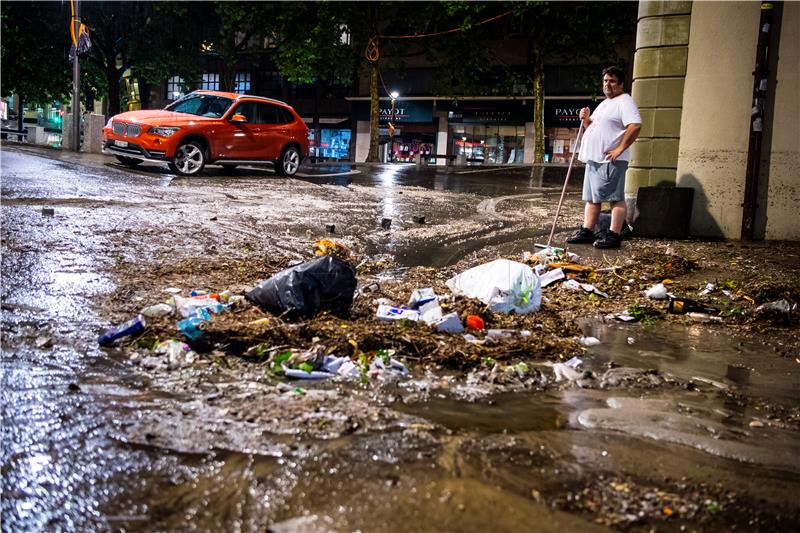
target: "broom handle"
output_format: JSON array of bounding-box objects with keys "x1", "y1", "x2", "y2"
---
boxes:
[{"x1": 546, "y1": 120, "x2": 586, "y2": 249}]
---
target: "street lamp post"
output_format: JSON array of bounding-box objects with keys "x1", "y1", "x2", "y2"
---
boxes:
[{"x1": 389, "y1": 91, "x2": 399, "y2": 162}]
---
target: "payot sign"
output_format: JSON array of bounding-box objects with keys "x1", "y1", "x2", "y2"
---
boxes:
[
  {"x1": 544, "y1": 99, "x2": 599, "y2": 127},
  {"x1": 354, "y1": 101, "x2": 433, "y2": 123}
]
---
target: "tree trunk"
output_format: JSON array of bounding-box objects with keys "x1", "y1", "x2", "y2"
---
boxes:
[
  {"x1": 313, "y1": 80, "x2": 322, "y2": 158},
  {"x1": 529, "y1": 57, "x2": 545, "y2": 181},
  {"x1": 532, "y1": 58, "x2": 545, "y2": 164},
  {"x1": 366, "y1": 61, "x2": 379, "y2": 162},
  {"x1": 106, "y1": 65, "x2": 121, "y2": 117},
  {"x1": 17, "y1": 94, "x2": 24, "y2": 132}
]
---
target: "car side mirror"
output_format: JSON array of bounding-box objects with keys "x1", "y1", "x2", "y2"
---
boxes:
[{"x1": 230, "y1": 114, "x2": 247, "y2": 123}]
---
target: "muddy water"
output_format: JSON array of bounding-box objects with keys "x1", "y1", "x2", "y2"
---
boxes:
[{"x1": 2, "y1": 148, "x2": 798, "y2": 531}]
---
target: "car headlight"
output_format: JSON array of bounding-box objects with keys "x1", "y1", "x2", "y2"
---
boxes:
[{"x1": 149, "y1": 126, "x2": 181, "y2": 137}]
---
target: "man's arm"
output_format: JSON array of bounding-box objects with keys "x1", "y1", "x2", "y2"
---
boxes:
[{"x1": 606, "y1": 123, "x2": 641, "y2": 162}]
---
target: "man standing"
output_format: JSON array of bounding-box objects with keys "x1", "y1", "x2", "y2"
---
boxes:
[{"x1": 566, "y1": 66, "x2": 641, "y2": 249}]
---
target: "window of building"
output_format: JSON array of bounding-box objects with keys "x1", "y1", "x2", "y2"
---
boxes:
[
  {"x1": 450, "y1": 124, "x2": 526, "y2": 165},
  {"x1": 310, "y1": 128, "x2": 351, "y2": 160},
  {"x1": 166, "y1": 75, "x2": 185, "y2": 100},
  {"x1": 339, "y1": 25, "x2": 351, "y2": 45},
  {"x1": 262, "y1": 71, "x2": 282, "y2": 97},
  {"x1": 234, "y1": 72, "x2": 251, "y2": 94},
  {"x1": 200, "y1": 73, "x2": 219, "y2": 91}
]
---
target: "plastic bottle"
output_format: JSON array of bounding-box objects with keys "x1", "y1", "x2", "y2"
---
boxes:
[
  {"x1": 177, "y1": 317, "x2": 205, "y2": 340},
  {"x1": 667, "y1": 298, "x2": 719, "y2": 315},
  {"x1": 174, "y1": 296, "x2": 224, "y2": 318},
  {"x1": 98, "y1": 315, "x2": 146, "y2": 346}
]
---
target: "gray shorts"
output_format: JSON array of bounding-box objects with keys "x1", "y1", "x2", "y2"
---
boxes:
[{"x1": 582, "y1": 160, "x2": 628, "y2": 203}]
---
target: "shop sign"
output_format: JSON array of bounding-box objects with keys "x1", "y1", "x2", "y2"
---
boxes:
[
  {"x1": 354, "y1": 101, "x2": 433, "y2": 123},
  {"x1": 544, "y1": 99, "x2": 599, "y2": 128},
  {"x1": 448, "y1": 102, "x2": 530, "y2": 124}
]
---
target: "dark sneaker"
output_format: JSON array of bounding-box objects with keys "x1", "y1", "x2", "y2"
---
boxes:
[
  {"x1": 621, "y1": 223, "x2": 633, "y2": 240},
  {"x1": 593, "y1": 230, "x2": 622, "y2": 249},
  {"x1": 566, "y1": 227, "x2": 595, "y2": 244}
]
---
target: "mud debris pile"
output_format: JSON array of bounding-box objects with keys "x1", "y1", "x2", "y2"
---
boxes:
[{"x1": 99, "y1": 240, "x2": 799, "y2": 381}]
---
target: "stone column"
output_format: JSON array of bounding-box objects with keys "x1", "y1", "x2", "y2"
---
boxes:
[
  {"x1": 84, "y1": 113, "x2": 105, "y2": 153},
  {"x1": 355, "y1": 120, "x2": 370, "y2": 163},
  {"x1": 435, "y1": 111, "x2": 449, "y2": 166},
  {"x1": 628, "y1": 1, "x2": 693, "y2": 208}
]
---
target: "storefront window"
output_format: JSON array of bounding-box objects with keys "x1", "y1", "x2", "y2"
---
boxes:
[
  {"x1": 390, "y1": 133, "x2": 435, "y2": 163},
  {"x1": 309, "y1": 128, "x2": 351, "y2": 159},
  {"x1": 451, "y1": 124, "x2": 525, "y2": 164}
]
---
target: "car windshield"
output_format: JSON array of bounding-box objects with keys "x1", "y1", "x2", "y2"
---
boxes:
[{"x1": 165, "y1": 94, "x2": 233, "y2": 118}]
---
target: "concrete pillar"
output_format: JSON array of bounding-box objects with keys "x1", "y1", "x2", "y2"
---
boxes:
[
  {"x1": 763, "y1": 3, "x2": 799, "y2": 240},
  {"x1": 84, "y1": 113, "x2": 105, "y2": 153},
  {"x1": 355, "y1": 120, "x2": 370, "y2": 163},
  {"x1": 62, "y1": 114, "x2": 77, "y2": 152},
  {"x1": 435, "y1": 111, "x2": 449, "y2": 166},
  {"x1": 674, "y1": 2, "x2": 761, "y2": 238},
  {"x1": 523, "y1": 122, "x2": 535, "y2": 164},
  {"x1": 628, "y1": 1, "x2": 692, "y2": 205}
]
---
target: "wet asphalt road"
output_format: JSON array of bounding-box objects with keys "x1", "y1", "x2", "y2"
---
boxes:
[
  {"x1": 0, "y1": 146, "x2": 582, "y2": 531},
  {"x1": 3, "y1": 145, "x2": 798, "y2": 532}
]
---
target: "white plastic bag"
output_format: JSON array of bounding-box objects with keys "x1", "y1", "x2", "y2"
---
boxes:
[{"x1": 445, "y1": 259, "x2": 541, "y2": 314}]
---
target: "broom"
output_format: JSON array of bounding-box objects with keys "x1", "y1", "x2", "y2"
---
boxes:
[{"x1": 534, "y1": 120, "x2": 586, "y2": 253}]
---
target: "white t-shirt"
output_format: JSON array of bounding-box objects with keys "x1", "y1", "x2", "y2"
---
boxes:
[{"x1": 578, "y1": 93, "x2": 641, "y2": 163}]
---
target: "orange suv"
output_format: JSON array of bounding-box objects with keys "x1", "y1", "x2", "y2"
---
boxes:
[{"x1": 102, "y1": 90, "x2": 309, "y2": 176}]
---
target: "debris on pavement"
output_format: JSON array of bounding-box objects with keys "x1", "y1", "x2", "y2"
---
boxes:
[
  {"x1": 755, "y1": 299, "x2": 793, "y2": 314},
  {"x1": 98, "y1": 315, "x2": 146, "y2": 346},
  {"x1": 246, "y1": 254, "x2": 357, "y2": 320},
  {"x1": 539, "y1": 267, "x2": 565, "y2": 287},
  {"x1": 645, "y1": 283, "x2": 669, "y2": 300},
  {"x1": 376, "y1": 304, "x2": 421, "y2": 322},
  {"x1": 313, "y1": 239, "x2": 350, "y2": 258},
  {"x1": 446, "y1": 259, "x2": 542, "y2": 314}
]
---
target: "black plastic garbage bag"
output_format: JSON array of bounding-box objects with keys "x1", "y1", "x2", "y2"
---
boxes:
[{"x1": 246, "y1": 255, "x2": 357, "y2": 320}]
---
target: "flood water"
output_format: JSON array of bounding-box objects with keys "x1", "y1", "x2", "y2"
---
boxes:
[{"x1": 2, "y1": 147, "x2": 798, "y2": 531}]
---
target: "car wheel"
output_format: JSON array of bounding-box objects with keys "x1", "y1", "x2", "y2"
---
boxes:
[
  {"x1": 115, "y1": 155, "x2": 142, "y2": 167},
  {"x1": 275, "y1": 146, "x2": 301, "y2": 177},
  {"x1": 172, "y1": 141, "x2": 206, "y2": 176}
]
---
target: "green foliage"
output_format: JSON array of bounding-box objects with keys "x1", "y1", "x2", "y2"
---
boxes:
[
  {"x1": 725, "y1": 307, "x2": 745, "y2": 317},
  {"x1": 1, "y1": 1, "x2": 72, "y2": 104},
  {"x1": 274, "y1": 2, "x2": 356, "y2": 86},
  {"x1": 627, "y1": 304, "x2": 658, "y2": 326},
  {"x1": 80, "y1": 2, "x2": 212, "y2": 114},
  {"x1": 297, "y1": 362, "x2": 315, "y2": 374},
  {"x1": 271, "y1": 350, "x2": 292, "y2": 375}
]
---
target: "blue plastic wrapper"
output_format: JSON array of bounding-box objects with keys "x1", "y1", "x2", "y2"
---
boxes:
[{"x1": 98, "y1": 315, "x2": 146, "y2": 346}]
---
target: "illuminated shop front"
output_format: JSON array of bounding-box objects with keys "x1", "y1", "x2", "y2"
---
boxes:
[
  {"x1": 450, "y1": 124, "x2": 527, "y2": 165},
  {"x1": 446, "y1": 102, "x2": 530, "y2": 165},
  {"x1": 353, "y1": 99, "x2": 436, "y2": 163},
  {"x1": 308, "y1": 126, "x2": 352, "y2": 160}
]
